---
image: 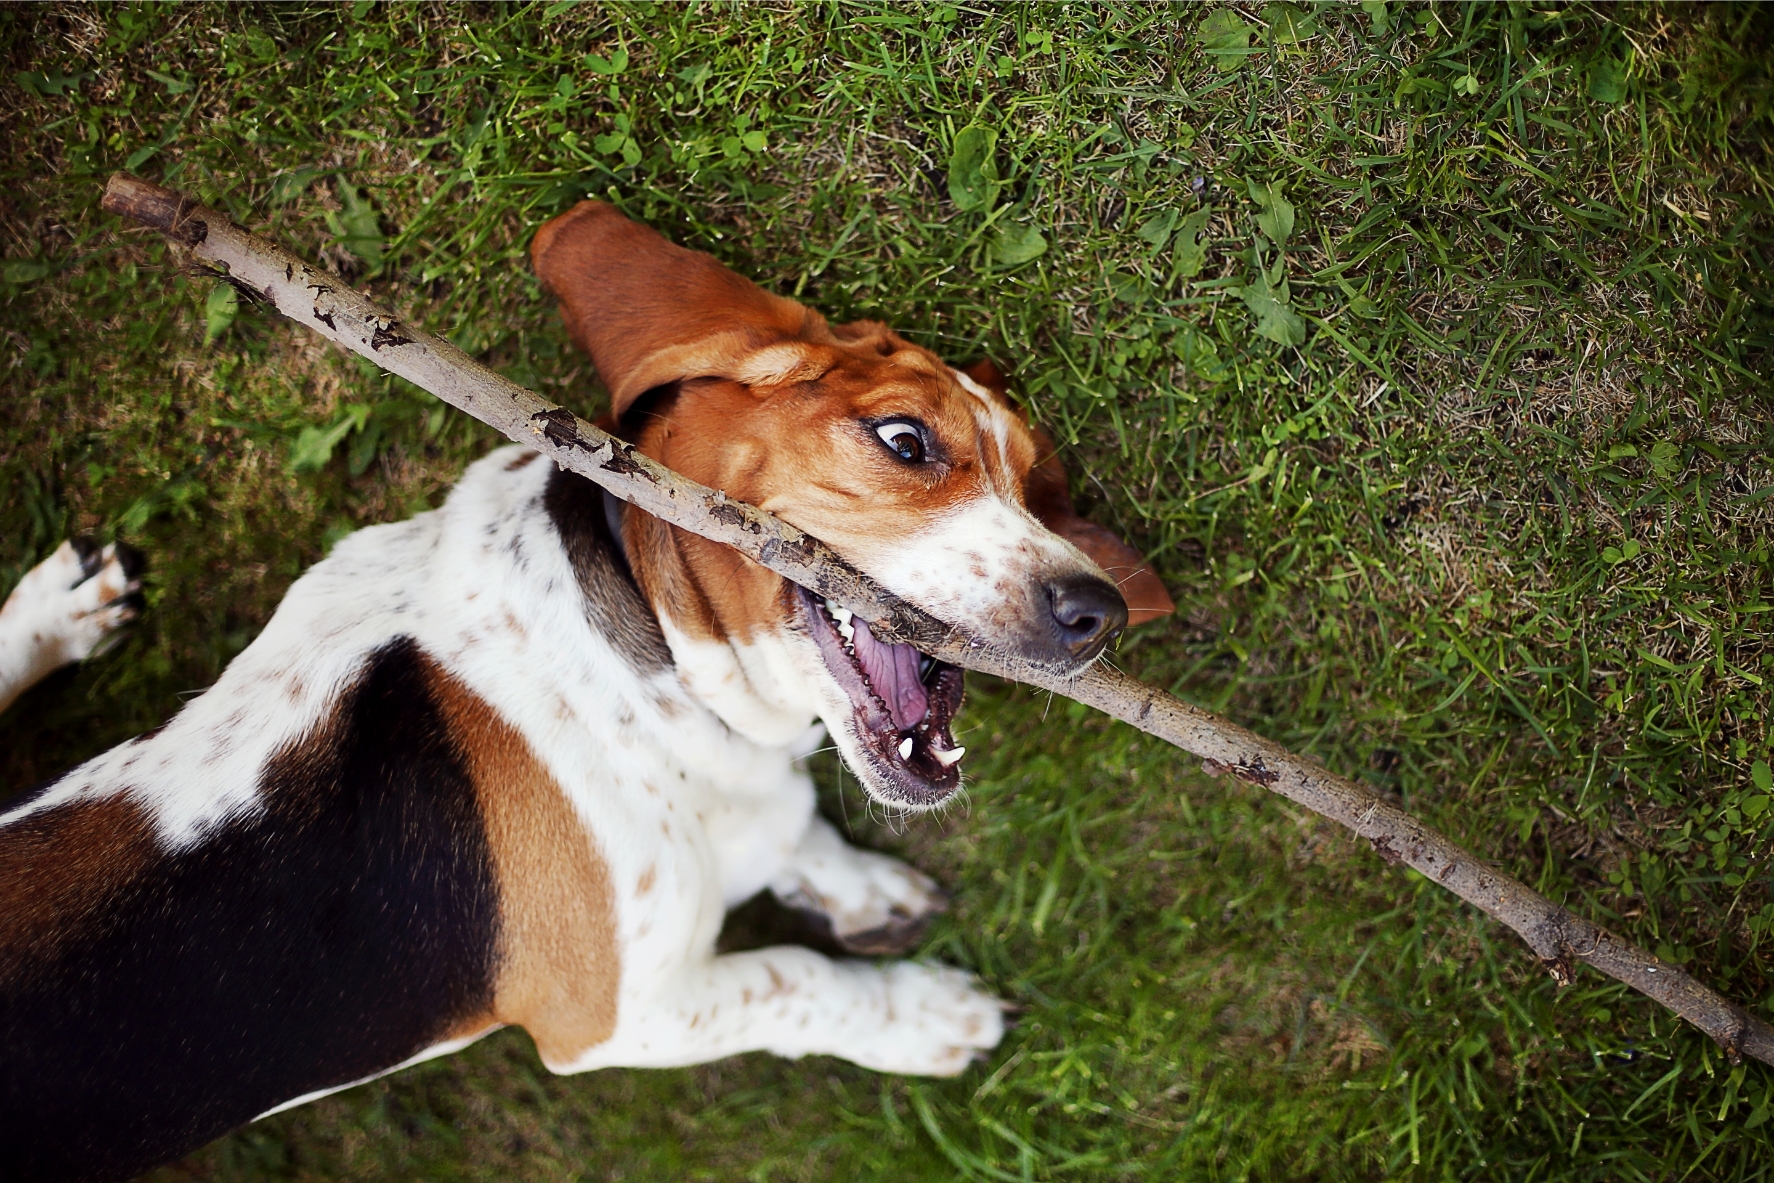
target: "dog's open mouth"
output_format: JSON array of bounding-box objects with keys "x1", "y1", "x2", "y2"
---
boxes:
[{"x1": 796, "y1": 586, "x2": 966, "y2": 806}]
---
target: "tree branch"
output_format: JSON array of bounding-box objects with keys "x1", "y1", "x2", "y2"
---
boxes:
[{"x1": 101, "y1": 172, "x2": 1774, "y2": 1068}]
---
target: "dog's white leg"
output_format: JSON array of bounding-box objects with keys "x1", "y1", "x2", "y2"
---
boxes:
[
  {"x1": 702, "y1": 760, "x2": 820, "y2": 908},
  {"x1": 592, "y1": 946, "x2": 1003, "y2": 1077},
  {"x1": 769, "y1": 815, "x2": 950, "y2": 954},
  {"x1": 0, "y1": 540, "x2": 142, "y2": 715}
]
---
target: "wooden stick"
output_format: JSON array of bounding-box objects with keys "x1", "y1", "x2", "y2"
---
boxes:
[{"x1": 101, "y1": 172, "x2": 1774, "y2": 1068}]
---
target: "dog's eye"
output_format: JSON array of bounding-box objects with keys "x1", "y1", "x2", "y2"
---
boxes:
[{"x1": 874, "y1": 421, "x2": 926, "y2": 463}]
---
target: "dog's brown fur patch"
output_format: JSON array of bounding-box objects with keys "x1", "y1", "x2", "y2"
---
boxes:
[
  {"x1": 427, "y1": 665, "x2": 621, "y2": 1066},
  {"x1": 0, "y1": 793, "x2": 155, "y2": 985}
]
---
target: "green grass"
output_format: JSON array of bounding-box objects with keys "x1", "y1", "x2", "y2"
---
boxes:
[{"x1": 3, "y1": 1, "x2": 1773, "y2": 1178}]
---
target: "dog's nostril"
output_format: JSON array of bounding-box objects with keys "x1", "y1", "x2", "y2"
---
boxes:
[{"x1": 1048, "y1": 576, "x2": 1129, "y2": 657}]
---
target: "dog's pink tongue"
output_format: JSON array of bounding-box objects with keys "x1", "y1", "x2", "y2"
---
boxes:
[{"x1": 852, "y1": 619, "x2": 929, "y2": 732}]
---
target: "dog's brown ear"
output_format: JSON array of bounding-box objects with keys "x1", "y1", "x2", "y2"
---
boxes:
[
  {"x1": 829, "y1": 319, "x2": 920, "y2": 358},
  {"x1": 960, "y1": 358, "x2": 1011, "y2": 395},
  {"x1": 965, "y1": 360, "x2": 1174, "y2": 626},
  {"x1": 531, "y1": 201, "x2": 838, "y2": 415}
]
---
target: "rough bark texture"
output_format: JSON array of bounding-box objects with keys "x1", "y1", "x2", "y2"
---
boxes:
[{"x1": 102, "y1": 172, "x2": 1774, "y2": 1068}]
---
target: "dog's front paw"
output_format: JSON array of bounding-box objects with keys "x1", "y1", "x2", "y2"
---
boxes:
[
  {"x1": 841, "y1": 961, "x2": 1005, "y2": 1077},
  {"x1": 774, "y1": 839, "x2": 950, "y2": 956},
  {"x1": 4, "y1": 539, "x2": 146, "y2": 668},
  {"x1": 829, "y1": 852, "x2": 949, "y2": 956}
]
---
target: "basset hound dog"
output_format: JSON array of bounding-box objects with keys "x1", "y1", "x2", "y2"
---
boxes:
[{"x1": 0, "y1": 202, "x2": 1172, "y2": 1182}]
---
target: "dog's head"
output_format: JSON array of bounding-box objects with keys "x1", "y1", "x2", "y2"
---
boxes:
[{"x1": 532, "y1": 202, "x2": 1171, "y2": 809}]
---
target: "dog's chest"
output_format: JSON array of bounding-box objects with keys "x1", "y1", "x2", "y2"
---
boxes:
[
  {"x1": 418, "y1": 450, "x2": 819, "y2": 950},
  {"x1": 504, "y1": 644, "x2": 814, "y2": 933}
]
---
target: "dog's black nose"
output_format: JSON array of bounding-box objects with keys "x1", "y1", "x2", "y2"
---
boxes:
[{"x1": 1048, "y1": 575, "x2": 1128, "y2": 659}]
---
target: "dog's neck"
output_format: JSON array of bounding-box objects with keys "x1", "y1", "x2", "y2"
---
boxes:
[{"x1": 611, "y1": 463, "x2": 823, "y2": 750}]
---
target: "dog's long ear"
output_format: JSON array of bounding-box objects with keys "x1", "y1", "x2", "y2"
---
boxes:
[
  {"x1": 963, "y1": 360, "x2": 1176, "y2": 627},
  {"x1": 531, "y1": 201, "x2": 839, "y2": 415}
]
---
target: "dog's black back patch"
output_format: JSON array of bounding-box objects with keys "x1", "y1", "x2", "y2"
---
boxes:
[{"x1": 0, "y1": 638, "x2": 500, "y2": 1183}]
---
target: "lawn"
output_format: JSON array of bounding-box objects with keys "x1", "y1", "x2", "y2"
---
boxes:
[{"x1": 2, "y1": 2, "x2": 1772, "y2": 1178}]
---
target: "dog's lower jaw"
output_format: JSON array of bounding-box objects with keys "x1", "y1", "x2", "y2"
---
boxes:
[
  {"x1": 651, "y1": 592, "x2": 965, "y2": 812},
  {"x1": 825, "y1": 693, "x2": 966, "y2": 815},
  {"x1": 791, "y1": 586, "x2": 966, "y2": 812}
]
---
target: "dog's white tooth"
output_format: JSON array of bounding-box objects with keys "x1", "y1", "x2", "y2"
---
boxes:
[
  {"x1": 823, "y1": 597, "x2": 855, "y2": 629},
  {"x1": 898, "y1": 736, "x2": 914, "y2": 760},
  {"x1": 933, "y1": 746, "x2": 966, "y2": 768},
  {"x1": 837, "y1": 618, "x2": 855, "y2": 644}
]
